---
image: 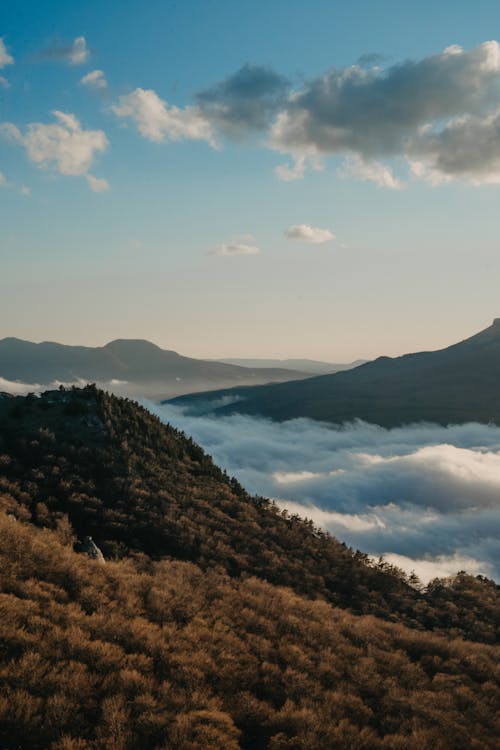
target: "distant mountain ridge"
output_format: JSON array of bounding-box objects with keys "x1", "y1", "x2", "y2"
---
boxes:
[
  {"x1": 0, "y1": 337, "x2": 309, "y2": 398},
  {"x1": 169, "y1": 319, "x2": 500, "y2": 426},
  {"x1": 215, "y1": 357, "x2": 366, "y2": 375}
]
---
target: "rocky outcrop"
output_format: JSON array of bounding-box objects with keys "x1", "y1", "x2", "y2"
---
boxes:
[{"x1": 82, "y1": 535, "x2": 105, "y2": 563}]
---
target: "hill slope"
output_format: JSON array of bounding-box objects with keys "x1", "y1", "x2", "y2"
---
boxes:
[
  {"x1": 0, "y1": 386, "x2": 498, "y2": 644},
  {"x1": 0, "y1": 387, "x2": 499, "y2": 749},
  {"x1": 1, "y1": 513, "x2": 499, "y2": 750},
  {"x1": 0, "y1": 337, "x2": 308, "y2": 399},
  {"x1": 170, "y1": 319, "x2": 500, "y2": 426}
]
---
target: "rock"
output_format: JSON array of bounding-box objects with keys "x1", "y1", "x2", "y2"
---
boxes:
[{"x1": 82, "y1": 535, "x2": 105, "y2": 563}]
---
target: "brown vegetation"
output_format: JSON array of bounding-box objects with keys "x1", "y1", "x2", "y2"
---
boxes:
[
  {"x1": 0, "y1": 387, "x2": 499, "y2": 748},
  {"x1": 0, "y1": 513, "x2": 499, "y2": 750}
]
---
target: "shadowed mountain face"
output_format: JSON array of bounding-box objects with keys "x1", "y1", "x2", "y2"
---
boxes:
[
  {"x1": 0, "y1": 337, "x2": 308, "y2": 398},
  {"x1": 169, "y1": 320, "x2": 500, "y2": 426}
]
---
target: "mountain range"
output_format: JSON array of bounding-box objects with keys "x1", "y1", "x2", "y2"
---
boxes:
[
  {"x1": 215, "y1": 357, "x2": 366, "y2": 375},
  {"x1": 0, "y1": 337, "x2": 309, "y2": 399},
  {"x1": 170, "y1": 319, "x2": 500, "y2": 427}
]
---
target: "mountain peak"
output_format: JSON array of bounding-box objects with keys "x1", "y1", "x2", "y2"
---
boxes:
[{"x1": 104, "y1": 338, "x2": 165, "y2": 353}]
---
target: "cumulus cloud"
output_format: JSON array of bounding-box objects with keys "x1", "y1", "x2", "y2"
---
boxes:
[
  {"x1": 0, "y1": 38, "x2": 13, "y2": 68},
  {"x1": 86, "y1": 174, "x2": 109, "y2": 192},
  {"x1": 41, "y1": 36, "x2": 89, "y2": 65},
  {"x1": 0, "y1": 171, "x2": 7, "y2": 187},
  {"x1": 267, "y1": 41, "x2": 500, "y2": 182},
  {"x1": 173, "y1": 40, "x2": 500, "y2": 186},
  {"x1": 149, "y1": 402, "x2": 500, "y2": 582},
  {"x1": 20, "y1": 185, "x2": 31, "y2": 196},
  {"x1": 0, "y1": 38, "x2": 13, "y2": 86},
  {"x1": 407, "y1": 107, "x2": 500, "y2": 185},
  {"x1": 285, "y1": 224, "x2": 335, "y2": 243},
  {"x1": 1, "y1": 111, "x2": 108, "y2": 188},
  {"x1": 112, "y1": 87, "x2": 216, "y2": 145},
  {"x1": 98, "y1": 41, "x2": 500, "y2": 185},
  {"x1": 211, "y1": 240, "x2": 260, "y2": 256},
  {"x1": 338, "y1": 155, "x2": 402, "y2": 189},
  {"x1": 81, "y1": 69, "x2": 107, "y2": 90},
  {"x1": 197, "y1": 63, "x2": 290, "y2": 138}
]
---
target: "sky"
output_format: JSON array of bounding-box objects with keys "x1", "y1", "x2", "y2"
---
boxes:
[{"x1": 2, "y1": 0, "x2": 500, "y2": 360}]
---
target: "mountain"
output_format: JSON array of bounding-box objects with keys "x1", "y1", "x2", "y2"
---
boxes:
[
  {"x1": 0, "y1": 337, "x2": 308, "y2": 399},
  {"x1": 169, "y1": 319, "x2": 500, "y2": 426},
  {"x1": 215, "y1": 357, "x2": 367, "y2": 375},
  {"x1": 0, "y1": 387, "x2": 499, "y2": 749},
  {"x1": 0, "y1": 386, "x2": 497, "y2": 640}
]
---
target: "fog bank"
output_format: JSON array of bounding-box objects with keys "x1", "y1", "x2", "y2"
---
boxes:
[{"x1": 150, "y1": 403, "x2": 500, "y2": 583}]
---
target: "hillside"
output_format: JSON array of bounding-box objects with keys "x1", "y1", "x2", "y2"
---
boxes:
[
  {"x1": 169, "y1": 319, "x2": 500, "y2": 426},
  {"x1": 1, "y1": 514, "x2": 499, "y2": 750},
  {"x1": 0, "y1": 387, "x2": 499, "y2": 748},
  {"x1": 0, "y1": 337, "x2": 308, "y2": 399},
  {"x1": 0, "y1": 387, "x2": 498, "y2": 643}
]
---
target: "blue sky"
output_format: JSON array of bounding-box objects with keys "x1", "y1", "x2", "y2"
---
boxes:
[{"x1": 2, "y1": 0, "x2": 500, "y2": 359}]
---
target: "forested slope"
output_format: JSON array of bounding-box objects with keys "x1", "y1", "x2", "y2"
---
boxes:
[{"x1": 1, "y1": 387, "x2": 499, "y2": 748}]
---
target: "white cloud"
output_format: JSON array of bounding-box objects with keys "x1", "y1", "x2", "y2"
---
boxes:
[
  {"x1": 0, "y1": 38, "x2": 13, "y2": 68},
  {"x1": 20, "y1": 185, "x2": 31, "y2": 196},
  {"x1": 81, "y1": 69, "x2": 107, "y2": 90},
  {"x1": 150, "y1": 403, "x2": 500, "y2": 582},
  {"x1": 0, "y1": 171, "x2": 7, "y2": 187},
  {"x1": 68, "y1": 36, "x2": 89, "y2": 65},
  {"x1": 112, "y1": 87, "x2": 216, "y2": 145},
  {"x1": 274, "y1": 155, "x2": 307, "y2": 182},
  {"x1": 1, "y1": 111, "x2": 108, "y2": 188},
  {"x1": 285, "y1": 224, "x2": 335, "y2": 243},
  {"x1": 211, "y1": 241, "x2": 260, "y2": 256},
  {"x1": 338, "y1": 155, "x2": 402, "y2": 189},
  {"x1": 86, "y1": 174, "x2": 109, "y2": 192},
  {"x1": 381, "y1": 552, "x2": 494, "y2": 583},
  {"x1": 0, "y1": 76, "x2": 10, "y2": 88},
  {"x1": 40, "y1": 36, "x2": 89, "y2": 65}
]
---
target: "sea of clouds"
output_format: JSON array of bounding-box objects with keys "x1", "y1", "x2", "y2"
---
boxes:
[{"x1": 150, "y1": 402, "x2": 500, "y2": 583}]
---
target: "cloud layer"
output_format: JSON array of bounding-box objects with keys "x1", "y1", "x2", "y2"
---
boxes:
[{"x1": 150, "y1": 402, "x2": 500, "y2": 582}]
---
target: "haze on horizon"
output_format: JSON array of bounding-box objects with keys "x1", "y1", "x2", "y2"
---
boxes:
[{"x1": 2, "y1": 1, "x2": 500, "y2": 360}]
